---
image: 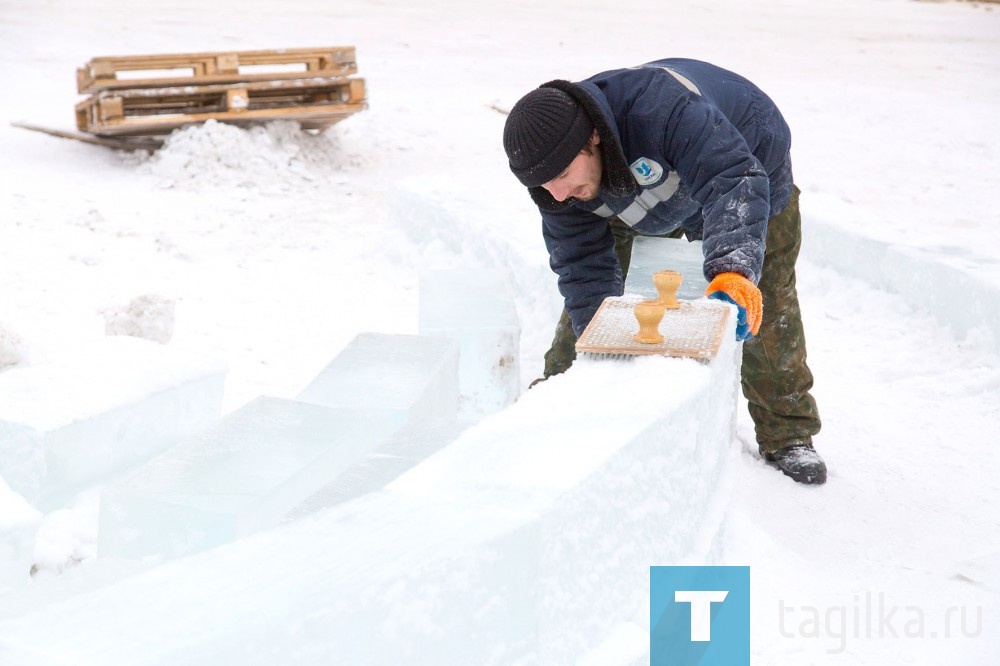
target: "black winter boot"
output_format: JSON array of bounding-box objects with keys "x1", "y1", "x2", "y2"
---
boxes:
[{"x1": 763, "y1": 443, "x2": 827, "y2": 485}]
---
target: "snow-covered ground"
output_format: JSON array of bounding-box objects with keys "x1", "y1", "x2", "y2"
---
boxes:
[{"x1": 1, "y1": 0, "x2": 999, "y2": 663}]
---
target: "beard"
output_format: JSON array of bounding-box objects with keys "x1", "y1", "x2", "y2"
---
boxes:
[{"x1": 567, "y1": 183, "x2": 599, "y2": 203}]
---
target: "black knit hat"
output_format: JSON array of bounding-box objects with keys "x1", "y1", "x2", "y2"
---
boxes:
[{"x1": 503, "y1": 87, "x2": 594, "y2": 188}]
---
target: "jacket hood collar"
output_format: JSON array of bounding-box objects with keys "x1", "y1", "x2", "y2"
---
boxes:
[{"x1": 526, "y1": 79, "x2": 636, "y2": 212}]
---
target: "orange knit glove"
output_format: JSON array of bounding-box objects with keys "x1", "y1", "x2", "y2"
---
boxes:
[{"x1": 705, "y1": 272, "x2": 762, "y2": 340}]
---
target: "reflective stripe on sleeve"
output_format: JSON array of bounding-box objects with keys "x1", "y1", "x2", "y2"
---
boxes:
[{"x1": 661, "y1": 66, "x2": 701, "y2": 95}]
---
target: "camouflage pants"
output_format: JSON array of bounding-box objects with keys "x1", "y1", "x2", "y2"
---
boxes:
[{"x1": 540, "y1": 186, "x2": 822, "y2": 451}]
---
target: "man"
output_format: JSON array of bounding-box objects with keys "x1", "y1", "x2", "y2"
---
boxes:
[{"x1": 502, "y1": 58, "x2": 826, "y2": 484}]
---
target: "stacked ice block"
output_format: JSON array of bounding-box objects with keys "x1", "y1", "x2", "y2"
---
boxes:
[
  {"x1": 99, "y1": 396, "x2": 404, "y2": 560},
  {"x1": 419, "y1": 269, "x2": 520, "y2": 419},
  {"x1": 296, "y1": 332, "x2": 460, "y2": 425},
  {"x1": 0, "y1": 337, "x2": 226, "y2": 511},
  {"x1": 282, "y1": 416, "x2": 470, "y2": 521},
  {"x1": 0, "y1": 329, "x2": 741, "y2": 664},
  {"x1": 99, "y1": 332, "x2": 461, "y2": 560}
]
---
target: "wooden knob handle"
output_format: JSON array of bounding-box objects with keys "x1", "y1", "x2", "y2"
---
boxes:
[
  {"x1": 653, "y1": 270, "x2": 683, "y2": 309},
  {"x1": 633, "y1": 300, "x2": 665, "y2": 344}
]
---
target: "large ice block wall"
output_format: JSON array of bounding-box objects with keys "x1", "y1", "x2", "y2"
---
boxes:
[
  {"x1": 0, "y1": 326, "x2": 741, "y2": 664},
  {"x1": 0, "y1": 337, "x2": 226, "y2": 511}
]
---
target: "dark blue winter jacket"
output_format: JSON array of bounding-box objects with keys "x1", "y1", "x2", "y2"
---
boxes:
[{"x1": 528, "y1": 58, "x2": 794, "y2": 336}]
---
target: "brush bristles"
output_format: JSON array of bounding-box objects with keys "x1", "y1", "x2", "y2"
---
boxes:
[{"x1": 579, "y1": 352, "x2": 636, "y2": 362}]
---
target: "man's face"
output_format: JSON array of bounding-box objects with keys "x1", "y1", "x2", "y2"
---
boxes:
[{"x1": 541, "y1": 130, "x2": 603, "y2": 203}]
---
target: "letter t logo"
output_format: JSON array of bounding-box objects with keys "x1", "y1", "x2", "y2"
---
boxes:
[
  {"x1": 651, "y1": 566, "x2": 749, "y2": 664},
  {"x1": 674, "y1": 590, "x2": 729, "y2": 641}
]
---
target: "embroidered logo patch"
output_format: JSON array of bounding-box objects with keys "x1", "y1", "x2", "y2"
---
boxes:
[{"x1": 630, "y1": 157, "x2": 663, "y2": 185}]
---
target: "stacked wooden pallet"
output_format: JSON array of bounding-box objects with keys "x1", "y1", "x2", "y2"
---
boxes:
[{"x1": 75, "y1": 47, "x2": 367, "y2": 137}]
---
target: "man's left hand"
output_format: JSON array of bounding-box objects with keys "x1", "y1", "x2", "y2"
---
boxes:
[{"x1": 706, "y1": 272, "x2": 762, "y2": 341}]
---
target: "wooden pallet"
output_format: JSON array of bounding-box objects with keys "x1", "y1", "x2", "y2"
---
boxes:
[
  {"x1": 75, "y1": 76, "x2": 367, "y2": 136},
  {"x1": 77, "y1": 47, "x2": 357, "y2": 93}
]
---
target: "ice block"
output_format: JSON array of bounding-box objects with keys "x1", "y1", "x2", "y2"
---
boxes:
[
  {"x1": 419, "y1": 269, "x2": 520, "y2": 419},
  {"x1": 0, "y1": 337, "x2": 226, "y2": 510},
  {"x1": 625, "y1": 236, "x2": 709, "y2": 301},
  {"x1": 99, "y1": 396, "x2": 402, "y2": 560},
  {"x1": 296, "y1": 332, "x2": 460, "y2": 425}
]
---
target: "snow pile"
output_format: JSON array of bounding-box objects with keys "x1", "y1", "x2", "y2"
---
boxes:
[
  {"x1": 0, "y1": 325, "x2": 24, "y2": 371},
  {"x1": 102, "y1": 293, "x2": 176, "y2": 344},
  {"x1": 28, "y1": 492, "x2": 99, "y2": 579},
  {"x1": 131, "y1": 120, "x2": 362, "y2": 192},
  {"x1": 0, "y1": 477, "x2": 41, "y2": 590}
]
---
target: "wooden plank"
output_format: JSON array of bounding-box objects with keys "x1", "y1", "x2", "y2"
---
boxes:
[
  {"x1": 10, "y1": 121, "x2": 164, "y2": 151},
  {"x1": 80, "y1": 47, "x2": 355, "y2": 72},
  {"x1": 93, "y1": 76, "x2": 363, "y2": 99},
  {"x1": 82, "y1": 46, "x2": 354, "y2": 65},
  {"x1": 78, "y1": 47, "x2": 357, "y2": 93}
]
